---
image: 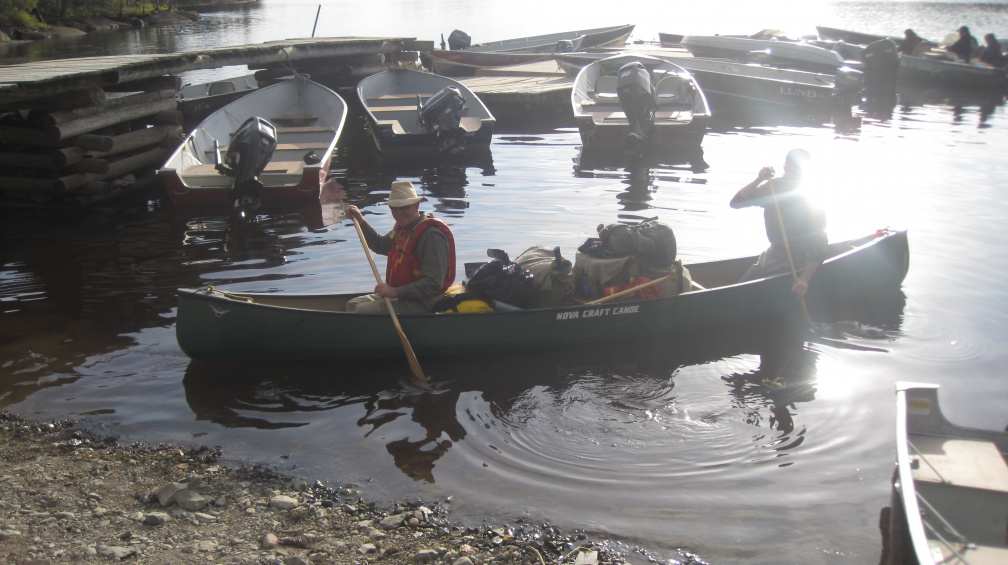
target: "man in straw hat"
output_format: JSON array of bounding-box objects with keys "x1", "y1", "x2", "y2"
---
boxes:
[
  {"x1": 730, "y1": 148, "x2": 827, "y2": 299},
  {"x1": 345, "y1": 181, "x2": 456, "y2": 314}
]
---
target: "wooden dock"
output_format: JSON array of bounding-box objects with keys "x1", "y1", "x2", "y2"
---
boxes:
[{"x1": 461, "y1": 61, "x2": 575, "y2": 124}]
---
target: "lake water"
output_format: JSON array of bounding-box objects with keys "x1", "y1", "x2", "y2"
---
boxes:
[{"x1": 3, "y1": 1, "x2": 1008, "y2": 564}]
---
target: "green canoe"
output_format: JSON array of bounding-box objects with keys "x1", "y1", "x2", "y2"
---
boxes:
[{"x1": 176, "y1": 229, "x2": 908, "y2": 361}]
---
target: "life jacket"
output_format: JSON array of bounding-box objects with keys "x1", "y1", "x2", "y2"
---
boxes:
[{"x1": 386, "y1": 215, "x2": 456, "y2": 293}]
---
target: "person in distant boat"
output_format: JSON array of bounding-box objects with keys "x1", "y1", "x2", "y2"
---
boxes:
[
  {"x1": 946, "y1": 25, "x2": 979, "y2": 62},
  {"x1": 980, "y1": 33, "x2": 1007, "y2": 67},
  {"x1": 898, "y1": 29, "x2": 928, "y2": 56},
  {"x1": 345, "y1": 181, "x2": 456, "y2": 314},
  {"x1": 730, "y1": 148, "x2": 827, "y2": 299}
]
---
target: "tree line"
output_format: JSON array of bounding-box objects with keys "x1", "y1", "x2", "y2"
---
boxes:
[{"x1": 1, "y1": 0, "x2": 177, "y2": 30}]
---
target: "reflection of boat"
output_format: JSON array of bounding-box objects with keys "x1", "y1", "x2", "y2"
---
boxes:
[
  {"x1": 680, "y1": 34, "x2": 848, "y2": 74},
  {"x1": 571, "y1": 54, "x2": 711, "y2": 156},
  {"x1": 450, "y1": 24, "x2": 635, "y2": 54},
  {"x1": 175, "y1": 229, "x2": 908, "y2": 362},
  {"x1": 357, "y1": 69, "x2": 495, "y2": 156},
  {"x1": 160, "y1": 76, "x2": 347, "y2": 208},
  {"x1": 886, "y1": 383, "x2": 1008, "y2": 565},
  {"x1": 177, "y1": 74, "x2": 259, "y2": 124}
]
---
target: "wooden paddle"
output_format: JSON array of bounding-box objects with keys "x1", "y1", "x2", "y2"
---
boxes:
[
  {"x1": 767, "y1": 178, "x2": 811, "y2": 324},
  {"x1": 765, "y1": 180, "x2": 887, "y2": 353},
  {"x1": 352, "y1": 217, "x2": 427, "y2": 386}
]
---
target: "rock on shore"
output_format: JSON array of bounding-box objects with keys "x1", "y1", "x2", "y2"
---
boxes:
[{"x1": 0, "y1": 413, "x2": 665, "y2": 565}]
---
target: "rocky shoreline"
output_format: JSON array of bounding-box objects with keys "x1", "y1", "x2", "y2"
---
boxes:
[
  {"x1": 0, "y1": 11, "x2": 200, "y2": 43},
  {"x1": 0, "y1": 413, "x2": 692, "y2": 565}
]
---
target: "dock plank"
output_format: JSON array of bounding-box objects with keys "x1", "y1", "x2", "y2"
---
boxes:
[{"x1": 0, "y1": 37, "x2": 419, "y2": 103}]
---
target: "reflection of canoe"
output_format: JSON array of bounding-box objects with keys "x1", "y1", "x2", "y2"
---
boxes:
[
  {"x1": 571, "y1": 54, "x2": 711, "y2": 150},
  {"x1": 175, "y1": 229, "x2": 908, "y2": 361},
  {"x1": 160, "y1": 77, "x2": 347, "y2": 208},
  {"x1": 888, "y1": 383, "x2": 1008, "y2": 565},
  {"x1": 176, "y1": 74, "x2": 258, "y2": 123},
  {"x1": 357, "y1": 69, "x2": 495, "y2": 156},
  {"x1": 458, "y1": 24, "x2": 635, "y2": 54}
]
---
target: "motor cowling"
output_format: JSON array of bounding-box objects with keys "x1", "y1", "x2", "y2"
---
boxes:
[
  {"x1": 861, "y1": 38, "x2": 900, "y2": 91},
  {"x1": 555, "y1": 39, "x2": 575, "y2": 53},
  {"x1": 216, "y1": 116, "x2": 277, "y2": 218},
  {"x1": 417, "y1": 86, "x2": 467, "y2": 153},
  {"x1": 447, "y1": 29, "x2": 471, "y2": 51},
  {"x1": 616, "y1": 62, "x2": 657, "y2": 160}
]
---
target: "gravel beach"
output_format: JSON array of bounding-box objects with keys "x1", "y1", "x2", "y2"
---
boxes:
[{"x1": 0, "y1": 413, "x2": 689, "y2": 565}]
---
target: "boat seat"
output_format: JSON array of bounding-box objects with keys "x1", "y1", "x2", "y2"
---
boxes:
[
  {"x1": 655, "y1": 75, "x2": 692, "y2": 107},
  {"x1": 375, "y1": 119, "x2": 406, "y2": 134},
  {"x1": 207, "y1": 81, "x2": 236, "y2": 96},
  {"x1": 275, "y1": 126, "x2": 335, "y2": 134},
  {"x1": 369, "y1": 93, "x2": 435, "y2": 100},
  {"x1": 369, "y1": 105, "x2": 418, "y2": 113},
  {"x1": 214, "y1": 141, "x2": 332, "y2": 155},
  {"x1": 459, "y1": 116, "x2": 483, "y2": 132},
  {"x1": 594, "y1": 75, "x2": 619, "y2": 99}
]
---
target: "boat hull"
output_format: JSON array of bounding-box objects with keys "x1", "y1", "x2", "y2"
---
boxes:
[
  {"x1": 159, "y1": 77, "x2": 347, "y2": 208},
  {"x1": 898, "y1": 54, "x2": 1008, "y2": 88},
  {"x1": 176, "y1": 230, "x2": 908, "y2": 361},
  {"x1": 427, "y1": 51, "x2": 554, "y2": 77},
  {"x1": 357, "y1": 69, "x2": 495, "y2": 156},
  {"x1": 176, "y1": 74, "x2": 259, "y2": 124},
  {"x1": 461, "y1": 24, "x2": 634, "y2": 54},
  {"x1": 681, "y1": 35, "x2": 847, "y2": 74}
]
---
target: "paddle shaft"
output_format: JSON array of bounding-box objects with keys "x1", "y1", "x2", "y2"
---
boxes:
[
  {"x1": 768, "y1": 178, "x2": 811, "y2": 323},
  {"x1": 587, "y1": 271, "x2": 676, "y2": 305},
  {"x1": 352, "y1": 218, "x2": 427, "y2": 386}
]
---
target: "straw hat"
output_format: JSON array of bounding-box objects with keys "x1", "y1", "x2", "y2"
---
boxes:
[{"x1": 383, "y1": 181, "x2": 428, "y2": 207}]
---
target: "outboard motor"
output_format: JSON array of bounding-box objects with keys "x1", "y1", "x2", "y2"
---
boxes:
[
  {"x1": 860, "y1": 38, "x2": 900, "y2": 92},
  {"x1": 215, "y1": 116, "x2": 277, "y2": 220},
  {"x1": 616, "y1": 62, "x2": 657, "y2": 161},
  {"x1": 417, "y1": 86, "x2": 467, "y2": 153},
  {"x1": 447, "y1": 29, "x2": 471, "y2": 51},
  {"x1": 555, "y1": 39, "x2": 575, "y2": 53}
]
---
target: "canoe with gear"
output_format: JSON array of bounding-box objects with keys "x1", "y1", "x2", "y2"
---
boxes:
[{"x1": 175, "y1": 228, "x2": 908, "y2": 362}]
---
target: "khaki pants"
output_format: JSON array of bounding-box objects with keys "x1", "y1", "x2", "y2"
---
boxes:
[{"x1": 346, "y1": 293, "x2": 432, "y2": 315}]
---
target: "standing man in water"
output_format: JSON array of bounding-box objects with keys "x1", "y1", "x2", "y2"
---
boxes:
[
  {"x1": 345, "y1": 181, "x2": 456, "y2": 314},
  {"x1": 730, "y1": 148, "x2": 827, "y2": 298}
]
